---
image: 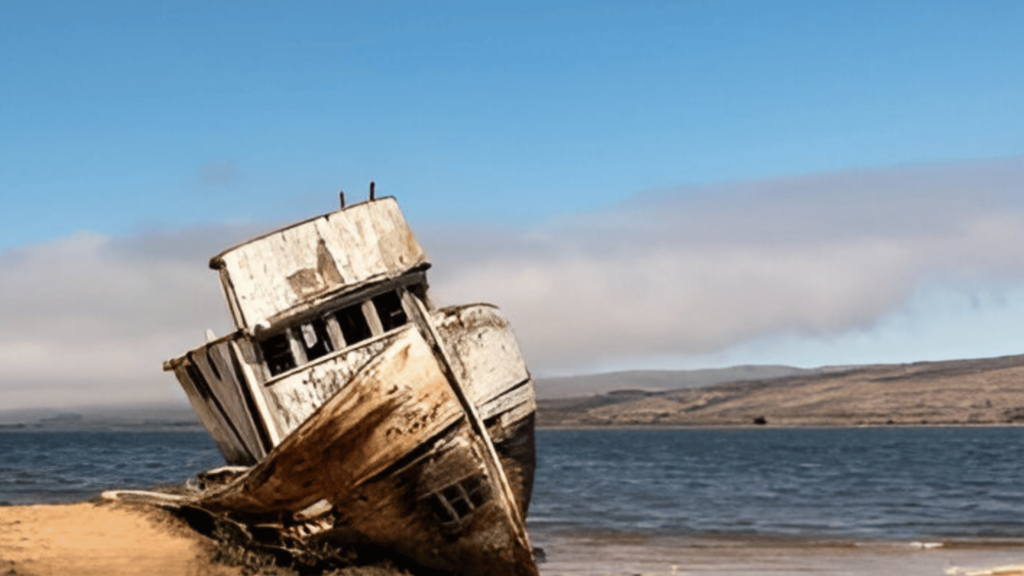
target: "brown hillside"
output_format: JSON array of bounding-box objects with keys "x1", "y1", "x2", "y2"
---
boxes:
[{"x1": 537, "y1": 354, "x2": 1024, "y2": 427}]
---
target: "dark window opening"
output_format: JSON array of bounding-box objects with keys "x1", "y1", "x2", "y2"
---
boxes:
[
  {"x1": 462, "y1": 474, "x2": 490, "y2": 508},
  {"x1": 373, "y1": 291, "x2": 408, "y2": 332},
  {"x1": 300, "y1": 318, "x2": 333, "y2": 361},
  {"x1": 261, "y1": 333, "x2": 296, "y2": 376},
  {"x1": 335, "y1": 303, "x2": 372, "y2": 346},
  {"x1": 427, "y1": 474, "x2": 490, "y2": 526},
  {"x1": 443, "y1": 484, "x2": 472, "y2": 518},
  {"x1": 428, "y1": 494, "x2": 456, "y2": 524}
]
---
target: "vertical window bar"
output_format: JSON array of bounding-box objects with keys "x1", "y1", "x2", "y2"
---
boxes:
[
  {"x1": 325, "y1": 315, "x2": 346, "y2": 350},
  {"x1": 287, "y1": 327, "x2": 308, "y2": 367},
  {"x1": 362, "y1": 300, "x2": 384, "y2": 336}
]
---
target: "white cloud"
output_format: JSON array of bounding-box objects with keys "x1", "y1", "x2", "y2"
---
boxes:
[
  {"x1": 424, "y1": 157, "x2": 1024, "y2": 373},
  {"x1": 4, "y1": 157, "x2": 1024, "y2": 408},
  {"x1": 0, "y1": 226, "x2": 258, "y2": 409}
]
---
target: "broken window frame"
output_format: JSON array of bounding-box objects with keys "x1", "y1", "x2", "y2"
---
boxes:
[
  {"x1": 256, "y1": 274, "x2": 430, "y2": 381},
  {"x1": 423, "y1": 473, "x2": 492, "y2": 529}
]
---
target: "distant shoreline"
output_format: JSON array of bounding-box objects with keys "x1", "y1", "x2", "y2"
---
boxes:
[
  {"x1": 6, "y1": 419, "x2": 1020, "y2": 431},
  {"x1": 7, "y1": 352, "x2": 1024, "y2": 432},
  {"x1": 537, "y1": 422, "x2": 1024, "y2": 431},
  {"x1": 537, "y1": 353, "x2": 1024, "y2": 428}
]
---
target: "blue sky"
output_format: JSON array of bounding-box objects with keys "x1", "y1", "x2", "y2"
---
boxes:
[{"x1": 3, "y1": 1, "x2": 1024, "y2": 407}]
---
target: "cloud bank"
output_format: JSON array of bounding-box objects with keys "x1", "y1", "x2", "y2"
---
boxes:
[
  {"x1": 424, "y1": 157, "x2": 1024, "y2": 372},
  {"x1": 3, "y1": 157, "x2": 1024, "y2": 408},
  {"x1": 0, "y1": 225, "x2": 259, "y2": 409}
]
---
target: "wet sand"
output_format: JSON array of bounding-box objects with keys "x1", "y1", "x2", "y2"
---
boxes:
[{"x1": 533, "y1": 531, "x2": 1024, "y2": 576}]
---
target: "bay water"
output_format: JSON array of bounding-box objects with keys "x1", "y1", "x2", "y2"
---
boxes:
[
  {"x1": 3, "y1": 427, "x2": 1024, "y2": 574},
  {"x1": 530, "y1": 427, "x2": 1024, "y2": 543}
]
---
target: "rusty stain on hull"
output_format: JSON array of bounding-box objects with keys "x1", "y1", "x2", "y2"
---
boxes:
[{"x1": 154, "y1": 193, "x2": 538, "y2": 576}]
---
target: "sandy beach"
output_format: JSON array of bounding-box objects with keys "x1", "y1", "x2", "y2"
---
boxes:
[
  {"x1": 0, "y1": 502, "x2": 243, "y2": 576},
  {"x1": 2, "y1": 501, "x2": 1024, "y2": 576},
  {"x1": 0, "y1": 501, "x2": 408, "y2": 576}
]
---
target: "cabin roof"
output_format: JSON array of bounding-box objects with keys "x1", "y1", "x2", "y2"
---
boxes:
[{"x1": 211, "y1": 197, "x2": 429, "y2": 333}]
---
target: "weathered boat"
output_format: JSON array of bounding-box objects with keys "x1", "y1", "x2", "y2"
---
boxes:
[{"x1": 161, "y1": 189, "x2": 538, "y2": 576}]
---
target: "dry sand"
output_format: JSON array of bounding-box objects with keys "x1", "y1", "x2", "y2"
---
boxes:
[
  {"x1": 0, "y1": 502, "x2": 242, "y2": 576},
  {"x1": 0, "y1": 501, "x2": 414, "y2": 576}
]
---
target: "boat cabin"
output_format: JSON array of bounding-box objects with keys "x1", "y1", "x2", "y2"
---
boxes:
[{"x1": 165, "y1": 196, "x2": 436, "y2": 464}]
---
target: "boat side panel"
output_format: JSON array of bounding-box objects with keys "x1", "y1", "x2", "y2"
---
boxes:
[
  {"x1": 191, "y1": 341, "x2": 267, "y2": 459},
  {"x1": 326, "y1": 422, "x2": 539, "y2": 576},
  {"x1": 171, "y1": 363, "x2": 255, "y2": 466},
  {"x1": 198, "y1": 340, "x2": 537, "y2": 575},
  {"x1": 433, "y1": 305, "x2": 532, "y2": 408},
  {"x1": 167, "y1": 333, "x2": 274, "y2": 465},
  {"x1": 486, "y1": 412, "x2": 536, "y2": 518},
  {"x1": 368, "y1": 200, "x2": 423, "y2": 273},
  {"x1": 433, "y1": 304, "x2": 537, "y2": 514},
  {"x1": 261, "y1": 330, "x2": 404, "y2": 438},
  {"x1": 200, "y1": 328, "x2": 465, "y2": 514},
  {"x1": 215, "y1": 199, "x2": 427, "y2": 332}
]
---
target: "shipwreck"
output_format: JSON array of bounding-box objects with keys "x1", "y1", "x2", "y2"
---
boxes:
[{"x1": 144, "y1": 188, "x2": 538, "y2": 576}]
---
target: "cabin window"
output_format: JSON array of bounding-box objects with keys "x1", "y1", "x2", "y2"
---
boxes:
[
  {"x1": 443, "y1": 484, "x2": 473, "y2": 519},
  {"x1": 261, "y1": 333, "x2": 296, "y2": 376},
  {"x1": 259, "y1": 287, "x2": 415, "y2": 379},
  {"x1": 300, "y1": 318, "x2": 333, "y2": 361},
  {"x1": 373, "y1": 291, "x2": 408, "y2": 332},
  {"x1": 334, "y1": 303, "x2": 372, "y2": 346},
  {"x1": 461, "y1": 474, "x2": 490, "y2": 508},
  {"x1": 427, "y1": 474, "x2": 491, "y2": 526}
]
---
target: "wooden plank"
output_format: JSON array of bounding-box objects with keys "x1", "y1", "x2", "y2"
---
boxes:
[
  {"x1": 230, "y1": 339, "x2": 282, "y2": 447},
  {"x1": 323, "y1": 424, "x2": 539, "y2": 576},
  {"x1": 311, "y1": 217, "x2": 352, "y2": 286},
  {"x1": 372, "y1": 199, "x2": 427, "y2": 272},
  {"x1": 407, "y1": 296, "x2": 534, "y2": 560},
  {"x1": 200, "y1": 328, "x2": 465, "y2": 513},
  {"x1": 477, "y1": 380, "x2": 537, "y2": 423},
  {"x1": 325, "y1": 209, "x2": 371, "y2": 285},
  {"x1": 262, "y1": 330, "x2": 404, "y2": 437},
  {"x1": 434, "y1": 305, "x2": 531, "y2": 407},
  {"x1": 197, "y1": 327, "x2": 538, "y2": 576},
  {"x1": 190, "y1": 343, "x2": 264, "y2": 459},
  {"x1": 171, "y1": 364, "x2": 255, "y2": 465}
]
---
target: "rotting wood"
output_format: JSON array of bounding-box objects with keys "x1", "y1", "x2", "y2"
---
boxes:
[{"x1": 144, "y1": 194, "x2": 538, "y2": 576}]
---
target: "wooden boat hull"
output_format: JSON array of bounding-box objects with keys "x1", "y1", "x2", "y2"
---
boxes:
[
  {"x1": 162, "y1": 198, "x2": 539, "y2": 575},
  {"x1": 198, "y1": 328, "x2": 538, "y2": 576}
]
